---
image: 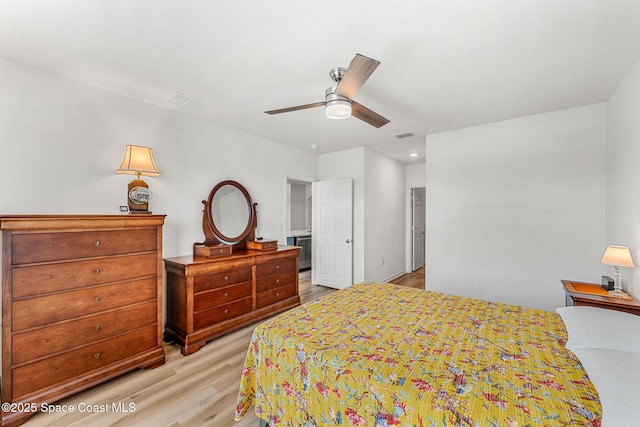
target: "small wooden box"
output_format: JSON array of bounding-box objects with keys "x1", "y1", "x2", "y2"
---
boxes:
[
  {"x1": 194, "y1": 243, "x2": 232, "y2": 258},
  {"x1": 247, "y1": 240, "x2": 278, "y2": 251}
]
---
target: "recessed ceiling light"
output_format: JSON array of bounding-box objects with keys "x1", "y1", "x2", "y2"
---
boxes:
[
  {"x1": 409, "y1": 153, "x2": 419, "y2": 157},
  {"x1": 311, "y1": 144, "x2": 319, "y2": 150}
]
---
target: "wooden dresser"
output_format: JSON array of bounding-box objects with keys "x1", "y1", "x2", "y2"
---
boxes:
[
  {"x1": 164, "y1": 246, "x2": 301, "y2": 355},
  {"x1": 0, "y1": 215, "x2": 166, "y2": 427}
]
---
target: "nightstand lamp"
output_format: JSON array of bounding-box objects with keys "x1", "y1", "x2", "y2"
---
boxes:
[
  {"x1": 601, "y1": 245, "x2": 635, "y2": 298},
  {"x1": 115, "y1": 145, "x2": 160, "y2": 214}
]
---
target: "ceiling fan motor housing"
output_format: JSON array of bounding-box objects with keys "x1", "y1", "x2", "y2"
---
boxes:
[{"x1": 329, "y1": 67, "x2": 347, "y2": 82}]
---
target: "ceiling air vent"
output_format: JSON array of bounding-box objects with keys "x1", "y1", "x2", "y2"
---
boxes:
[
  {"x1": 167, "y1": 93, "x2": 208, "y2": 113},
  {"x1": 394, "y1": 132, "x2": 415, "y2": 139}
]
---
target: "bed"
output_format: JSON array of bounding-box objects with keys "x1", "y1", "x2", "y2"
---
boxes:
[{"x1": 235, "y1": 283, "x2": 608, "y2": 426}]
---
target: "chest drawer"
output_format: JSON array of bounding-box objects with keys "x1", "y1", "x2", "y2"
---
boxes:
[
  {"x1": 256, "y1": 271, "x2": 297, "y2": 293},
  {"x1": 11, "y1": 229, "x2": 157, "y2": 265},
  {"x1": 194, "y1": 297, "x2": 253, "y2": 330},
  {"x1": 12, "y1": 301, "x2": 157, "y2": 366},
  {"x1": 194, "y1": 282, "x2": 252, "y2": 312},
  {"x1": 12, "y1": 325, "x2": 157, "y2": 399},
  {"x1": 193, "y1": 267, "x2": 252, "y2": 293},
  {"x1": 255, "y1": 257, "x2": 296, "y2": 278},
  {"x1": 256, "y1": 283, "x2": 297, "y2": 309},
  {"x1": 13, "y1": 277, "x2": 157, "y2": 331},
  {"x1": 12, "y1": 252, "x2": 157, "y2": 298}
]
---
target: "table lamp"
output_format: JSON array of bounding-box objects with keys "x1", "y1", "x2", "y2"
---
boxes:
[
  {"x1": 115, "y1": 145, "x2": 160, "y2": 214},
  {"x1": 600, "y1": 245, "x2": 635, "y2": 297}
]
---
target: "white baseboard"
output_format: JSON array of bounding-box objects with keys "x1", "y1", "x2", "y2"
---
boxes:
[{"x1": 379, "y1": 270, "x2": 406, "y2": 283}]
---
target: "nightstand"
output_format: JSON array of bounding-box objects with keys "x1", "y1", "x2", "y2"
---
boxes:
[{"x1": 561, "y1": 279, "x2": 640, "y2": 316}]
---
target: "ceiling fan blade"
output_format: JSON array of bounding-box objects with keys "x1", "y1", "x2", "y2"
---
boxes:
[
  {"x1": 335, "y1": 54, "x2": 380, "y2": 100},
  {"x1": 265, "y1": 102, "x2": 325, "y2": 115},
  {"x1": 351, "y1": 101, "x2": 390, "y2": 128}
]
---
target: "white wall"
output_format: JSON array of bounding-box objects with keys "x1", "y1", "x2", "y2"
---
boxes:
[
  {"x1": 605, "y1": 56, "x2": 640, "y2": 297},
  {"x1": 364, "y1": 149, "x2": 406, "y2": 282},
  {"x1": 406, "y1": 162, "x2": 426, "y2": 189},
  {"x1": 426, "y1": 104, "x2": 607, "y2": 311},
  {"x1": 0, "y1": 57, "x2": 318, "y2": 259}
]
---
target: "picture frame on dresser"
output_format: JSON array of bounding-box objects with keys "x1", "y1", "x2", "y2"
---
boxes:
[{"x1": 0, "y1": 215, "x2": 166, "y2": 427}]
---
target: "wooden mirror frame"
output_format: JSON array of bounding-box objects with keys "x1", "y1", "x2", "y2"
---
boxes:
[{"x1": 194, "y1": 180, "x2": 257, "y2": 257}]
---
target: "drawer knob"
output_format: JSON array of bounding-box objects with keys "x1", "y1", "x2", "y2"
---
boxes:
[
  {"x1": 224, "y1": 292, "x2": 228, "y2": 297},
  {"x1": 94, "y1": 352, "x2": 101, "y2": 359},
  {"x1": 276, "y1": 292, "x2": 280, "y2": 297},
  {"x1": 224, "y1": 275, "x2": 229, "y2": 281},
  {"x1": 224, "y1": 309, "x2": 228, "y2": 314},
  {"x1": 94, "y1": 324, "x2": 101, "y2": 331},
  {"x1": 276, "y1": 265, "x2": 280, "y2": 269},
  {"x1": 219, "y1": 249, "x2": 224, "y2": 253},
  {"x1": 276, "y1": 279, "x2": 280, "y2": 283},
  {"x1": 93, "y1": 296, "x2": 101, "y2": 303},
  {"x1": 93, "y1": 268, "x2": 101, "y2": 274},
  {"x1": 94, "y1": 241, "x2": 101, "y2": 246}
]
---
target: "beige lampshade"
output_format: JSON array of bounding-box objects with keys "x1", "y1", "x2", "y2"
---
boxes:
[
  {"x1": 601, "y1": 245, "x2": 635, "y2": 268},
  {"x1": 115, "y1": 145, "x2": 160, "y2": 177}
]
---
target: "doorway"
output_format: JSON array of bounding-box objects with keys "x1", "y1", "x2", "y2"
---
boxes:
[
  {"x1": 312, "y1": 178, "x2": 354, "y2": 289},
  {"x1": 412, "y1": 187, "x2": 426, "y2": 271},
  {"x1": 285, "y1": 176, "x2": 314, "y2": 275}
]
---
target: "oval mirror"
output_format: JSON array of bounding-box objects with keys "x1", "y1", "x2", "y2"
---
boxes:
[{"x1": 206, "y1": 181, "x2": 253, "y2": 244}]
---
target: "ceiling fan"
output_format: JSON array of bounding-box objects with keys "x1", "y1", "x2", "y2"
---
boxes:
[{"x1": 265, "y1": 53, "x2": 390, "y2": 128}]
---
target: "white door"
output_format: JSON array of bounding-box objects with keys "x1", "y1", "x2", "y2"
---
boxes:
[
  {"x1": 312, "y1": 179, "x2": 353, "y2": 289},
  {"x1": 412, "y1": 187, "x2": 426, "y2": 271}
]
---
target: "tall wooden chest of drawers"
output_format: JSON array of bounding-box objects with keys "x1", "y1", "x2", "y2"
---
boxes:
[
  {"x1": 0, "y1": 215, "x2": 166, "y2": 427},
  {"x1": 164, "y1": 246, "x2": 300, "y2": 355}
]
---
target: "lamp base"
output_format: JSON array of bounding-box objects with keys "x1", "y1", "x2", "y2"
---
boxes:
[{"x1": 128, "y1": 178, "x2": 150, "y2": 213}]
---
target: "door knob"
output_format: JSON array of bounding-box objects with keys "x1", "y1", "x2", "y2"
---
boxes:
[{"x1": 345, "y1": 239, "x2": 351, "y2": 243}]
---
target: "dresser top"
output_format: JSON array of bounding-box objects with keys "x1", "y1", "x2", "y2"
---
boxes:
[
  {"x1": 165, "y1": 246, "x2": 300, "y2": 267},
  {"x1": 0, "y1": 214, "x2": 166, "y2": 231}
]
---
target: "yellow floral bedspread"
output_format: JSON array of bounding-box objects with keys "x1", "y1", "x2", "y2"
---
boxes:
[{"x1": 236, "y1": 283, "x2": 601, "y2": 426}]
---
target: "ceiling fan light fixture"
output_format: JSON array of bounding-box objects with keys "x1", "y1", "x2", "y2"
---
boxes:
[
  {"x1": 325, "y1": 88, "x2": 351, "y2": 120},
  {"x1": 325, "y1": 99, "x2": 352, "y2": 120}
]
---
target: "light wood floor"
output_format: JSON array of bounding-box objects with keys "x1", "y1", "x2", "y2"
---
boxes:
[{"x1": 24, "y1": 267, "x2": 425, "y2": 427}]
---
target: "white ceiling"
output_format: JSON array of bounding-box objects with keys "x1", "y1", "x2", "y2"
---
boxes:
[{"x1": 2, "y1": 1, "x2": 640, "y2": 164}]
